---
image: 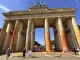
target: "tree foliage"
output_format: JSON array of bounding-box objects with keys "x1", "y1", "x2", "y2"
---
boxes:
[
  {"x1": 35, "y1": 41, "x2": 41, "y2": 46},
  {"x1": 51, "y1": 40, "x2": 55, "y2": 45}
]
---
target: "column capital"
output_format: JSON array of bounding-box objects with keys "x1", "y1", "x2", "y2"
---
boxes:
[
  {"x1": 28, "y1": 18, "x2": 33, "y2": 20},
  {"x1": 57, "y1": 17, "x2": 63, "y2": 19},
  {"x1": 58, "y1": 17, "x2": 62, "y2": 19},
  {"x1": 67, "y1": 16, "x2": 76, "y2": 19},
  {"x1": 45, "y1": 18, "x2": 49, "y2": 20},
  {"x1": 71, "y1": 15, "x2": 76, "y2": 17}
]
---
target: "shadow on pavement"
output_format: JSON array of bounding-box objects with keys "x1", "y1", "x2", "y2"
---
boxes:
[
  {"x1": 31, "y1": 56, "x2": 38, "y2": 58},
  {"x1": 0, "y1": 52, "x2": 5, "y2": 56}
]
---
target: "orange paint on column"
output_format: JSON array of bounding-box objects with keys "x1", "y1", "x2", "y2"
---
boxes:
[
  {"x1": 10, "y1": 28, "x2": 16, "y2": 50},
  {"x1": 58, "y1": 17, "x2": 69, "y2": 52},
  {"x1": 61, "y1": 31, "x2": 69, "y2": 52},
  {"x1": 45, "y1": 32, "x2": 52, "y2": 52}
]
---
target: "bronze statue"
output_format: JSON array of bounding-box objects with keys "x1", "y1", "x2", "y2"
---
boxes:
[
  {"x1": 44, "y1": 2, "x2": 46, "y2": 6},
  {"x1": 32, "y1": 2, "x2": 46, "y2": 7}
]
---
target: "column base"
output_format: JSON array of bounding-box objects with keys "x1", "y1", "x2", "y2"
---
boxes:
[
  {"x1": 46, "y1": 50, "x2": 52, "y2": 52},
  {"x1": 62, "y1": 50, "x2": 69, "y2": 53}
]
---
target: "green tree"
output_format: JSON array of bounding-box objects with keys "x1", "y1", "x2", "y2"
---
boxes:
[
  {"x1": 51, "y1": 40, "x2": 55, "y2": 45},
  {"x1": 35, "y1": 41, "x2": 41, "y2": 46}
]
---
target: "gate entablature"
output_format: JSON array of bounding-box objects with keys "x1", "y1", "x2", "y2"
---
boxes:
[{"x1": 3, "y1": 7, "x2": 76, "y2": 21}]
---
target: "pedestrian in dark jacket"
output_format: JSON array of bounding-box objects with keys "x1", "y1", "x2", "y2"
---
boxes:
[
  {"x1": 22, "y1": 48, "x2": 26, "y2": 57},
  {"x1": 72, "y1": 46, "x2": 76, "y2": 55},
  {"x1": 6, "y1": 48, "x2": 11, "y2": 60}
]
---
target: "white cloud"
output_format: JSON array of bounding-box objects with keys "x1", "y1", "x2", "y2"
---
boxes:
[{"x1": 0, "y1": 4, "x2": 10, "y2": 12}]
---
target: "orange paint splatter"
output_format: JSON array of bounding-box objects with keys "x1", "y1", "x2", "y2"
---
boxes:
[
  {"x1": 45, "y1": 32, "x2": 52, "y2": 52},
  {"x1": 10, "y1": 28, "x2": 16, "y2": 49},
  {"x1": 61, "y1": 31, "x2": 69, "y2": 51}
]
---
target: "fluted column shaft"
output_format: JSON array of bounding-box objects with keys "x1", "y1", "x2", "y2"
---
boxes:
[
  {"x1": 10, "y1": 20, "x2": 21, "y2": 51},
  {"x1": 25, "y1": 20, "x2": 32, "y2": 51},
  {"x1": 0, "y1": 21, "x2": 8, "y2": 50},
  {"x1": 58, "y1": 17, "x2": 69, "y2": 52},
  {"x1": 31, "y1": 21, "x2": 35, "y2": 51},
  {"x1": 71, "y1": 17, "x2": 80, "y2": 47},
  {"x1": 2, "y1": 22, "x2": 14, "y2": 51},
  {"x1": 45, "y1": 18, "x2": 52, "y2": 52},
  {"x1": 16, "y1": 22, "x2": 26, "y2": 51}
]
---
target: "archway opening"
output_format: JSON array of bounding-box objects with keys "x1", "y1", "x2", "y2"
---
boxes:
[
  {"x1": 49, "y1": 27, "x2": 55, "y2": 52},
  {"x1": 34, "y1": 27, "x2": 55, "y2": 52},
  {"x1": 35, "y1": 28, "x2": 45, "y2": 52}
]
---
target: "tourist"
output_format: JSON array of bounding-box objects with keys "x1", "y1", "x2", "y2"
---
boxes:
[
  {"x1": 5, "y1": 48, "x2": 11, "y2": 60},
  {"x1": 28, "y1": 50, "x2": 32, "y2": 58},
  {"x1": 78, "y1": 47, "x2": 80, "y2": 55},
  {"x1": 22, "y1": 48, "x2": 26, "y2": 57},
  {"x1": 72, "y1": 46, "x2": 76, "y2": 55}
]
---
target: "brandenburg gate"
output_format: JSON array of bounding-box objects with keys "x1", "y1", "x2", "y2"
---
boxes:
[{"x1": 0, "y1": 4, "x2": 80, "y2": 52}]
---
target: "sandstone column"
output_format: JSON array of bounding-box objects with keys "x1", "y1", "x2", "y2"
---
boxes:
[
  {"x1": 2, "y1": 21, "x2": 14, "y2": 51},
  {"x1": 0, "y1": 21, "x2": 8, "y2": 50},
  {"x1": 44, "y1": 18, "x2": 52, "y2": 52},
  {"x1": 30, "y1": 21, "x2": 35, "y2": 51},
  {"x1": 16, "y1": 22, "x2": 26, "y2": 51},
  {"x1": 10, "y1": 20, "x2": 21, "y2": 51},
  {"x1": 54, "y1": 20, "x2": 63, "y2": 51},
  {"x1": 58, "y1": 17, "x2": 69, "y2": 52},
  {"x1": 25, "y1": 19, "x2": 32, "y2": 51},
  {"x1": 71, "y1": 16, "x2": 80, "y2": 47}
]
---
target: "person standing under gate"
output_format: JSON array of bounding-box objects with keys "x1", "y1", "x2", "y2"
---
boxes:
[
  {"x1": 72, "y1": 46, "x2": 76, "y2": 55},
  {"x1": 5, "y1": 48, "x2": 11, "y2": 60},
  {"x1": 79, "y1": 47, "x2": 80, "y2": 55},
  {"x1": 22, "y1": 48, "x2": 26, "y2": 57},
  {"x1": 28, "y1": 50, "x2": 32, "y2": 58}
]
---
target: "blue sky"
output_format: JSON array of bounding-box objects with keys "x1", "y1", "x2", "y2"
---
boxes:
[{"x1": 0, "y1": 0, "x2": 80, "y2": 45}]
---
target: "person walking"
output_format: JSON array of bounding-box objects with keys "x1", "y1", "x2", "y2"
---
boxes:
[
  {"x1": 28, "y1": 50, "x2": 32, "y2": 58},
  {"x1": 78, "y1": 47, "x2": 80, "y2": 55},
  {"x1": 72, "y1": 46, "x2": 76, "y2": 55},
  {"x1": 5, "y1": 48, "x2": 11, "y2": 60},
  {"x1": 22, "y1": 48, "x2": 26, "y2": 57}
]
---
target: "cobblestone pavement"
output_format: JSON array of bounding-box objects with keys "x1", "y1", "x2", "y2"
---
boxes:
[{"x1": 0, "y1": 52, "x2": 80, "y2": 60}]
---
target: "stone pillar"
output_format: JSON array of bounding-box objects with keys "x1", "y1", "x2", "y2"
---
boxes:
[
  {"x1": 44, "y1": 18, "x2": 52, "y2": 52},
  {"x1": 25, "y1": 20, "x2": 32, "y2": 51},
  {"x1": 10, "y1": 20, "x2": 21, "y2": 51},
  {"x1": 16, "y1": 22, "x2": 26, "y2": 51},
  {"x1": 54, "y1": 20, "x2": 63, "y2": 51},
  {"x1": 71, "y1": 16, "x2": 80, "y2": 47},
  {"x1": 0, "y1": 21, "x2": 8, "y2": 50},
  {"x1": 58, "y1": 17, "x2": 69, "y2": 52},
  {"x1": 2, "y1": 21, "x2": 14, "y2": 51},
  {"x1": 30, "y1": 21, "x2": 35, "y2": 51}
]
